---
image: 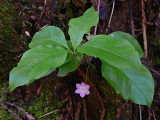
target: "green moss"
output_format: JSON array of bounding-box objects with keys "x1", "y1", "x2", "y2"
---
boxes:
[
  {"x1": 21, "y1": 89, "x2": 62, "y2": 119},
  {"x1": 0, "y1": 80, "x2": 14, "y2": 119},
  {"x1": 0, "y1": 86, "x2": 62, "y2": 119},
  {"x1": 0, "y1": 0, "x2": 27, "y2": 82},
  {"x1": 0, "y1": 107, "x2": 14, "y2": 120}
]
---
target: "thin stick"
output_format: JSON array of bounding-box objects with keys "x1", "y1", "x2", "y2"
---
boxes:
[
  {"x1": 141, "y1": 0, "x2": 148, "y2": 57},
  {"x1": 139, "y1": 105, "x2": 142, "y2": 120},
  {"x1": 94, "y1": 0, "x2": 101, "y2": 35},
  {"x1": 105, "y1": 0, "x2": 115, "y2": 34},
  {"x1": 0, "y1": 102, "x2": 22, "y2": 120},
  {"x1": 108, "y1": 0, "x2": 115, "y2": 28},
  {"x1": 6, "y1": 102, "x2": 35, "y2": 120},
  {"x1": 38, "y1": 110, "x2": 61, "y2": 119}
]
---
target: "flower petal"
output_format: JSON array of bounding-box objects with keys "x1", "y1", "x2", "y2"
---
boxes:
[
  {"x1": 80, "y1": 93, "x2": 85, "y2": 98},
  {"x1": 81, "y1": 82, "x2": 85, "y2": 87},
  {"x1": 75, "y1": 89, "x2": 81, "y2": 94},
  {"x1": 85, "y1": 90, "x2": 90, "y2": 95},
  {"x1": 85, "y1": 85, "x2": 90, "y2": 89},
  {"x1": 76, "y1": 84, "x2": 81, "y2": 89}
]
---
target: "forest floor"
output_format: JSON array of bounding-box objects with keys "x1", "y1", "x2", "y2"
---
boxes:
[{"x1": 0, "y1": 0, "x2": 160, "y2": 120}]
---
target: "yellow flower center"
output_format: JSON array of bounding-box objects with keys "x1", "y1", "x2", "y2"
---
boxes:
[{"x1": 80, "y1": 87, "x2": 86, "y2": 92}]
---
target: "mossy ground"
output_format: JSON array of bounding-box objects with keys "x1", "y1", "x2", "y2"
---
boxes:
[
  {"x1": 0, "y1": 82, "x2": 62, "y2": 120},
  {"x1": 0, "y1": 1, "x2": 61, "y2": 119},
  {"x1": 0, "y1": 0, "x2": 26, "y2": 82},
  {"x1": 20, "y1": 89, "x2": 62, "y2": 120}
]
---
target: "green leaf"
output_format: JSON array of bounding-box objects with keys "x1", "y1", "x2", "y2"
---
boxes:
[
  {"x1": 101, "y1": 60, "x2": 154, "y2": 107},
  {"x1": 66, "y1": 40, "x2": 74, "y2": 52},
  {"x1": 69, "y1": 7, "x2": 99, "y2": 50},
  {"x1": 29, "y1": 26, "x2": 68, "y2": 49},
  {"x1": 9, "y1": 45, "x2": 68, "y2": 91},
  {"x1": 57, "y1": 53, "x2": 83, "y2": 76},
  {"x1": 109, "y1": 31, "x2": 144, "y2": 58},
  {"x1": 77, "y1": 35, "x2": 141, "y2": 69}
]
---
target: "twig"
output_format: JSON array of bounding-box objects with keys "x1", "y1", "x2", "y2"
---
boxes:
[
  {"x1": 107, "y1": 0, "x2": 115, "y2": 28},
  {"x1": 0, "y1": 102, "x2": 22, "y2": 120},
  {"x1": 94, "y1": 0, "x2": 101, "y2": 35},
  {"x1": 139, "y1": 105, "x2": 142, "y2": 120},
  {"x1": 38, "y1": 110, "x2": 61, "y2": 119},
  {"x1": 129, "y1": 0, "x2": 136, "y2": 38},
  {"x1": 105, "y1": 0, "x2": 115, "y2": 34},
  {"x1": 6, "y1": 102, "x2": 35, "y2": 120},
  {"x1": 136, "y1": 31, "x2": 143, "y2": 37},
  {"x1": 141, "y1": 0, "x2": 148, "y2": 57}
]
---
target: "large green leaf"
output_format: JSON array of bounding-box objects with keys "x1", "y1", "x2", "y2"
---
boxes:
[
  {"x1": 109, "y1": 31, "x2": 144, "y2": 58},
  {"x1": 77, "y1": 35, "x2": 141, "y2": 69},
  {"x1": 68, "y1": 7, "x2": 99, "y2": 50},
  {"x1": 9, "y1": 45, "x2": 67, "y2": 91},
  {"x1": 101, "y1": 60, "x2": 154, "y2": 107},
  {"x1": 29, "y1": 26, "x2": 68, "y2": 49},
  {"x1": 57, "y1": 53, "x2": 83, "y2": 76}
]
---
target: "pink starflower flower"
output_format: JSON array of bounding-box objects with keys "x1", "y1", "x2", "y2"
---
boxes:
[{"x1": 75, "y1": 82, "x2": 90, "y2": 98}]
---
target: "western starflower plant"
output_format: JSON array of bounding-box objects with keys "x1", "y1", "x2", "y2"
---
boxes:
[{"x1": 9, "y1": 7, "x2": 154, "y2": 107}]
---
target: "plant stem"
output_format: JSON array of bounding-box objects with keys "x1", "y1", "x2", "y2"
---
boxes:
[
  {"x1": 73, "y1": 54, "x2": 105, "y2": 120},
  {"x1": 77, "y1": 67, "x2": 105, "y2": 120}
]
